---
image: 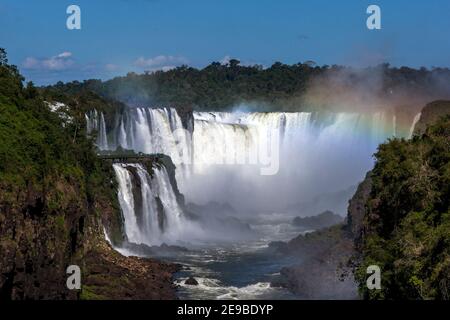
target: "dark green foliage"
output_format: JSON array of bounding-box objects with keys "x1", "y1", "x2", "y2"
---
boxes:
[
  {"x1": 44, "y1": 61, "x2": 450, "y2": 112},
  {"x1": 0, "y1": 48, "x2": 118, "y2": 219},
  {"x1": 0, "y1": 48, "x2": 129, "y2": 299},
  {"x1": 356, "y1": 116, "x2": 450, "y2": 299},
  {"x1": 0, "y1": 48, "x2": 25, "y2": 107},
  {"x1": 39, "y1": 82, "x2": 126, "y2": 131}
]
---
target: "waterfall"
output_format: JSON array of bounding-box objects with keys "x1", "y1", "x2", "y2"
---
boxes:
[
  {"x1": 112, "y1": 163, "x2": 187, "y2": 246},
  {"x1": 85, "y1": 109, "x2": 109, "y2": 150},
  {"x1": 110, "y1": 107, "x2": 192, "y2": 190},
  {"x1": 409, "y1": 112, "x2": 422, "y2": 138},
  {"x1": 191, "y1": 111, "x2": 393, "y2": 172},
  {"x1": 187, "y1": 110, "x2": 404, "y2": 210},
  {"x1": 98, "y1": 113, "x2": 109, "y2": 150},
  {"x1": 85, "y1": 109, "x2": 99, "y2": 134},
  {"x1": 91, "y1": 106, "x2": 421, "y2": 213},
  {"x1": 114, "y1": 107, "x2": 191, "y2": 163}
]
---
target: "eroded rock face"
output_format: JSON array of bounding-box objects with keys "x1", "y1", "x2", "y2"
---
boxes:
[
  {"x1": 292, "y1": 210, "x2": 343, "y2": 230},
  {"x1": 0, "y1": 169, "x2": 178, "y2": 300},
  {"x1": 270, "y1": 173, "x2": 375, "y2": 299},
  {"x1": 413, "y1": 100, "x2": 450, "y2": 135},
  {"x1": 82, "y1": 241, "x2": 178, "y2": 300},
  {"x1": 347, "y1": 172, "x2": 372, "y2": 242},
  {"x1": 173, "y1": 105, "x2": 194, "y2": 134},
  {"x1": 277, "y1": 232, "x2": 357, "y2": 300},
  {"x1": 0, "y1": 177, "x2": 88, "y2": 299},
  {"x1": 270, "y1": 224, "x2": 358, "y2": 299}
]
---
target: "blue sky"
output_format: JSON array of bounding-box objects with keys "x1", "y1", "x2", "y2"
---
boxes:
[{"x1": 1, "y1": 0, "x2": 450, "y2": 85}]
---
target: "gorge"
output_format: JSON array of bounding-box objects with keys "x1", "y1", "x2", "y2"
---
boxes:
[
  {"x1": 88, "y1": 107, "x2": 419, "y2": 213},
  {"x1": 86, "y1": 106, "x2": 423, "y2": 299},
  {"x1": 2, "y1": 46, "x2": 449, "y2": 300}
]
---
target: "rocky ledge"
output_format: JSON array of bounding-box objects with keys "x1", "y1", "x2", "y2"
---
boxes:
[
  {"x1": 0, "y1": 161, "x2": 179, "y2": 300},
  {"x1": 269, "y1": 171, "x2": 372, "y2": 299},
  {"x1": 82, "y1": 241, "x2": 179, "y2": 300},
  {"x1": 270, "y1": 224, "x2": 358, "y2": 299}
]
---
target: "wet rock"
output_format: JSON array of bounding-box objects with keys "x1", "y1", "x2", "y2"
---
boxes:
[
  {"x1": 413, "y1": 100, "x2": 450, "y2": 135},
  {"x1": 270, "y1": 224, "x2": 358, "y2": 299},
  {"x1": 83, "y1": 241, "x2": 179, "y2": 300},
  {"x1": 292, "y1": 210, "x2": 343, "y2": 230},
  {"x1": 185, "y1": 277, "x2": 199, "y2": 286}
]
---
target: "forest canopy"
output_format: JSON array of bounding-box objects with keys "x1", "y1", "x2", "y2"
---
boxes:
[{"x1": 44, "y1": 59, "x2": 450, "y2": 112}]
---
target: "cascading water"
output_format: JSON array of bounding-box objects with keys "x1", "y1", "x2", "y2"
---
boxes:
[
  {"x1": 113, "y1": 107, "x2": 192, "y2": 190},
  {"x1": 89, "y1": 106, "x2": 423, "y2": 299},
  {"x1": 409, "y1": 112, "x2": 422, "y2": 138},
  {"x1": 85, "y1": 109, "x2": 108, "y2": 150},
  {"x1": 114, "y1": 107, "x2": 191, "y2": 163},
  {"x1": 87, "y1": 107, "x2": 421, "y2": 214},
  {"x1": 187, "y1": 110, "x2": 398, "y2": 212},
  {"x1": 85, "y1": 109, "x2": 99, "y2": 134},
  {"x1": 98, "y1": 113, "x2": 109, "y2": 150},
  {"x1": 112, "y1": 163, "x2": 187, "y2": 246}
]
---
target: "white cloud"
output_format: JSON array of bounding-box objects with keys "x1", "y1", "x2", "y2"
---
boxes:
[
  {"x1": 22, "y1": 57, "x2": 40, "y2": 69},
  {"x1": 105, "y1": 63, "x2": 119, "y2": 72},
  {"x1": 22, "y1": 52, "x2": 74, "y2": 71},
  {"x1": 133, "y1": 55, "x2": 188, "y2": 70},
  {"x1": 57, "y1": 51, "x2": 72, "y2": 59},
  {"x1": 161, "y1": 65, "x2": 177, "y2": 72},
  {"x1": 220, "y1": 55, "x2": 231, "y2": 65}
]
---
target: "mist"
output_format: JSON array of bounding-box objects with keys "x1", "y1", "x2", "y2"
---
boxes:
[
  {"x1": 300, "y1": 64, "x2": 450, "y2": 114},
  {"x1": 90, "y1": 64, "x2": 450, "y2": 227}
]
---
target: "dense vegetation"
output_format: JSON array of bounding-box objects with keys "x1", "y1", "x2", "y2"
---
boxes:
[
  {"x1": 0, "y1": 48, "x2": 129, "y2": 299},
  {"x1": 45, "y1": 60, "x2": 450, "y2": 111},
  {"x1": 356, "y1": 115, "x2": 450, "y2": 299},
  {"x1": 0, "y1": 48, "x2": 116, "y2": 205},
  {"x1": 2, "y1": 44, "x2": 450, "y2": 299},
  {"x1": 40, "y1": 82, "x2": 126, "y2": 131}
]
